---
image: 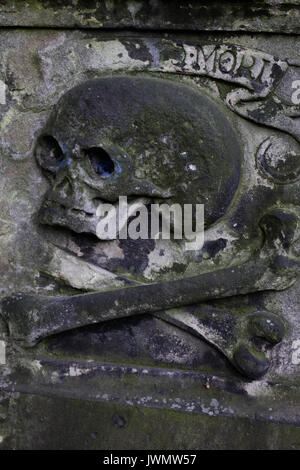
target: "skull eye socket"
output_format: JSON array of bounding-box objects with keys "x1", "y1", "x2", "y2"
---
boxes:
[
  {"x1": 36, "y1": 135, "x2": 64, "y2": 173},
  {"x1": 85, "y1": 147, "x2": 115, "y2": 177}
]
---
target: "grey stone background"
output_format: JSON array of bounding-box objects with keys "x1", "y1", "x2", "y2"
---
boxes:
[{"x1": 0, "y1": 0, "x2": 299, "y2": 450}]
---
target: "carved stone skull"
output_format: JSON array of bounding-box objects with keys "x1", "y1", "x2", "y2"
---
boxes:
[{"x1": 36, "y1": 76, "x2": 242, "y2": 240}]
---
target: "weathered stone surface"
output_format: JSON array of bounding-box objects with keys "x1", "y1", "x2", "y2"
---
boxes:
[
  {"x1": 5, "y1": 394, "x2": 300, "y2": 450},
  {"x1": 0, "y1": 4, "x2": 299, "y2": 450},
  {"x1": 0, "y1": 1, "x2": 299, "y2": 34}
]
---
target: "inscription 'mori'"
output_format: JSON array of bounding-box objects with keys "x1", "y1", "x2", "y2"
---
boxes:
[{"x1": 182, "y1": 44, "x2": 278, "y2": 91}]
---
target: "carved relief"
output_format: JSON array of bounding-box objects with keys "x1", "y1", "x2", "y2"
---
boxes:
[{"x1": 1, "y1": 41, "x2": 300, "y2": 381}]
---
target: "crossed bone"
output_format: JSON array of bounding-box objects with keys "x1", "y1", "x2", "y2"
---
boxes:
[
  {"x1": 1, "y1": 210, "x2": 299, "y2": 343},
  {"x1": 1, "y1": 209, "x2": 299, "y2": 378}
]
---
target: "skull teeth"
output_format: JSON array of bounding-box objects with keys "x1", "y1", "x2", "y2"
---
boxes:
[{"x1": 39, "y1": 200, "x2": 98, "y2": 234}]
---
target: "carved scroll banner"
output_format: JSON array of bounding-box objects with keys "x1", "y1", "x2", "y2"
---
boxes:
[{"x1": 153, "y1": 42, "x2": 300, "y2": 143}]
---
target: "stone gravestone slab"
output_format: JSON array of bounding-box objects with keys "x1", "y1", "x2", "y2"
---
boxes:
[{"x1": 0, "y1": 0, "x2": 299, "y2": 450}]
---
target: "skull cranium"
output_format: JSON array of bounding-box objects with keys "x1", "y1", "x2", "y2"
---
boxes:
[{"x1": 36, "y1": 76, "x2": 242, "y2": 242}]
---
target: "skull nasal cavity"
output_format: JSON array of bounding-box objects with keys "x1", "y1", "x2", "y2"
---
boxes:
[{"x1": 85, "y1": 147, "x2": 115, "y2": 177}]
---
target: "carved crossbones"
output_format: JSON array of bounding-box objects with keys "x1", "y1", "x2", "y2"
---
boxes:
[{"x1": 1, "y1": 76, "x2": 300, "y2": 379}]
